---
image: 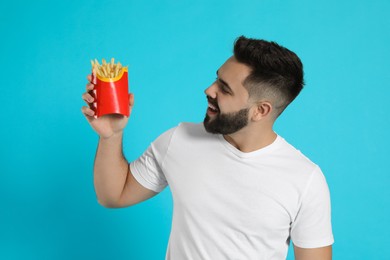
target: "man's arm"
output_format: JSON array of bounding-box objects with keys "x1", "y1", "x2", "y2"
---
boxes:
[
  {"x1": 93, "y1": 132, "x2": 157, "y2": 208},
  {"x1": 82, "y1": 74, "x2": 156, "y2": 208},
  {"x1": 293, "y1": 245, "x2": 332, "y2": 260}
]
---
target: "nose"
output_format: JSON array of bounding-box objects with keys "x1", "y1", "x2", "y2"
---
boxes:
[{"x1": 204, "y1": 81, "x2": 218, "y2": 99}]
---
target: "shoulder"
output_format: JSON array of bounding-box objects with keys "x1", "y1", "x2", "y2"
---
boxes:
[
  {"x1": 173, "y1": 122, "x2": 211, "y2": 139},
  {"x1": 158, "y1": 122, "x2": 220, "y2": 152},
  {"x1": 177, "y1": 122, "x2": 206, "y2": 132},
  {"x1": 279, "y1": 136, "x2": 317, "y2": 164},
  {"x1": 275, "y1": 136, "x2": 321, "y2": 178},
  {"x1": 153, "y1": 122, "x2": 209, "y2": 145}
]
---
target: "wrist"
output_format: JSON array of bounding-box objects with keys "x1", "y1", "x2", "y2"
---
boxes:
[{"x1": 100, "y1": 130, "x2": 123, "y2": 141}]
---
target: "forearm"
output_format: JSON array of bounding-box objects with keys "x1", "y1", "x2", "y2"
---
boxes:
[{"x1": 93, "y1": 131, "x2": 129, "y2": 207}]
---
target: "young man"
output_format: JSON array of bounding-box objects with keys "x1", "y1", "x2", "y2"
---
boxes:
[{"x1": 81, "y1": 36, "x2": 334, "y2": 259}]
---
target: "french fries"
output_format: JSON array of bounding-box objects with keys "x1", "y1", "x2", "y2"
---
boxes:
[{"x1": 90, "y1": 58, "x2": 127, "y2": 79}]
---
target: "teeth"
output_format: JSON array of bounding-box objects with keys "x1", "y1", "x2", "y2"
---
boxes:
[{"x1": 208, "y1": 103, "x2": 218, "y2": 111}]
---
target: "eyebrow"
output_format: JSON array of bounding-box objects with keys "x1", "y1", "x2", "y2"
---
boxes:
[{"x1": 216, "y1": 70, "x2": 234, "y2": 94}]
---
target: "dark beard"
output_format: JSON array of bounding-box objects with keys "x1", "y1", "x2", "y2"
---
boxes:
[{"x1": 203, "y1": 108, "x2": 249, "y2": 135}]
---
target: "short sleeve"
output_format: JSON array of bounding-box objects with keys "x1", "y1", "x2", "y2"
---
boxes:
[
  {"x1": 129, "y1": 127, "x2": 176, "y2": 193},
  {"x1": 290, "y1": 166, "x2": 334, "y2": 248}
]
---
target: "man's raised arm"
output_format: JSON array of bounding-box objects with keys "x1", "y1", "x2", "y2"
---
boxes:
[{"x1": 81, "y1": 74, "x2": 156, "y2": 208}]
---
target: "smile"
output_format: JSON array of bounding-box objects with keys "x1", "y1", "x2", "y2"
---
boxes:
[{"x1": 208, "y1": 103, "x2": 219, "y2": 112}]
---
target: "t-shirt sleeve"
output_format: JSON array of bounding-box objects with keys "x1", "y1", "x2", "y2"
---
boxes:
[
  {"x1": 129, "y1": 127, "x2": 176, "y2": 193},
  {"x1": 290, "y1": 166, "x2": 334, "y2": 248}
]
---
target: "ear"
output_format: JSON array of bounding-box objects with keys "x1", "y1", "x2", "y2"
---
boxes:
[{"x1": 251, "y1": 101, "x2": 273, "y2": 121}]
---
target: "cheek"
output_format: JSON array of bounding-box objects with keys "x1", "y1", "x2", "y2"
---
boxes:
[{"x1": 219, "y1": 98, "x2": 245, "y2": 113}]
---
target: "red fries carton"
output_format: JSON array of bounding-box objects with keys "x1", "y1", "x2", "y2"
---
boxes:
[{"x1": 90, "y1": 59, "x2": 129, "y2": 118}]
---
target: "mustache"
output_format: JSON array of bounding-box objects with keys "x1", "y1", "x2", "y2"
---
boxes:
[{"x1": 207, "y1": 96, "x2": 219, "y2": 108}]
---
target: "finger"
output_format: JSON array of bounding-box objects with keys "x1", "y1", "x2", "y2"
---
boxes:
[
  {"x1": 82, "y1": 93, "x2": 94, "y2": 103},
  {"x1": 86, "y1": 82, "x2": 95, "y2": 91},
  {"x1": 87, "y1": 73, "x2": 97, "y2": 84},
  {"x1": 81, "y1": 106, "x2": 95, "y2": 117}
]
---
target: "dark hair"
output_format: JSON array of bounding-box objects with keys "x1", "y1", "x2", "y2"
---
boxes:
[{"x1": 233, "y1": 36, "x2": 304, "y2": 117}]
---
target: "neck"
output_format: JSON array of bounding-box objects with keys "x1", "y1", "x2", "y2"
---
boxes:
[{"x1": 223, "y1": 125, "x2": 277, "y2": 153}]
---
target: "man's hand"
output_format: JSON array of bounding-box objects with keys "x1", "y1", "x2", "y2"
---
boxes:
[
  {"x1": 81, "y1": 73, "x2": 134, "y2": 139},
  {"x1": 294, "y1": 245, "x2": 332, "y2": 260}
]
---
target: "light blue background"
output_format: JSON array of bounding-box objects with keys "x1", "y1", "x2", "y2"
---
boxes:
[{"x1": 1, "y1": 0, "x2": 389, "y2": 259}]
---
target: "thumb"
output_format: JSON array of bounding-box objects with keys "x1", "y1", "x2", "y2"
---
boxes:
[
  {"x1": 128, "y1": 93, "x2": 135, "y2": 117},
  {"x1": 129, "y1": 93, "x2": 134, "y2": 107}
]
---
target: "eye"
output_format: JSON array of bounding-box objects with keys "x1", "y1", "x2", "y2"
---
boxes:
[
  {"x1": 218, "y1": 83, "x2": 230, "y2": 94},
  {"x1": 220, "y1": 86, "x2": 229, "y2": 94},
  {"x1": 215, "y1": 78, "x2": 229, "y2": 94}
]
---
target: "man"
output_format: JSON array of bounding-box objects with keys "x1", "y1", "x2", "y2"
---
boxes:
[{"x1": 81, "y1": 36, "x2": 334, "y2": 259}]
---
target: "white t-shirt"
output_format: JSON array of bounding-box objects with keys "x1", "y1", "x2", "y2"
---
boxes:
[{"x1": 130, "y1": 123, "x2": 334, "y2": 260}]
